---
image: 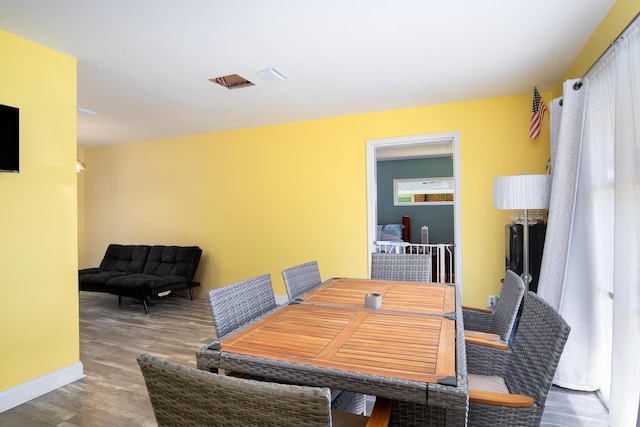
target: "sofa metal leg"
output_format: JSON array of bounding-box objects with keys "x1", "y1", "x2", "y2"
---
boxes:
[
  {"x1": 188, "y1": 287, "x2": 195, "y2": 300},
  {"x1": 118, "y1": 295, "x2": 123, "y2": 306},
  {"x1": 142, "y1": 298, "x2": 149, "y2": 314}
]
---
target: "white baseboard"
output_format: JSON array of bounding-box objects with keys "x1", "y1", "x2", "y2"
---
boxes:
[{"x1": 0, "y1": 362, "x2": 84, "y2": 413}]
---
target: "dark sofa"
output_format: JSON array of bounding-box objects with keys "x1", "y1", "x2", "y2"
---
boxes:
[{"x1": 79, "y1": 244, "x2": 202, "y2": 313}]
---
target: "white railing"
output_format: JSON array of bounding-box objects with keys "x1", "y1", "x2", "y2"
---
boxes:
[{"x1": 373, "y1": 241, "x2": 455, "y2": 284}]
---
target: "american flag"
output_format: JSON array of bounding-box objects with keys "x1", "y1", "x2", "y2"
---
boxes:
[{"x1": 529, "y1": 87, "x2": 547, "y2": 139}]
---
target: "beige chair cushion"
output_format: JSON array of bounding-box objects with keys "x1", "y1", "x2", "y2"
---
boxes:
[
  {"x1": 468, "y1": 373, "x2": 535, "y2": 407},
  {"x1": 468, "y1": 373, "x2": 510, "y2": 394}
]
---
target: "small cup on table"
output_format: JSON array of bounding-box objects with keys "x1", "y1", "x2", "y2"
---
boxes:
[{"x1": 365, "y1": 292, "x2": 382, "y2": 309}]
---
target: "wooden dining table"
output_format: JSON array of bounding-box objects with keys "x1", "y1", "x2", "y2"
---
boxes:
[
  {"x1": 300, "y1": 277, "x2": 456, "y2": 315},
  {"x1": 203, "y1": 277, "x2": 468, "y2": 425},
  {"x1": 220, "y1": 302, "x2": 455, "y2": 384}
]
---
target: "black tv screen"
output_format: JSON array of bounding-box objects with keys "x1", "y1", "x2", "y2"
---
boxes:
[{"x1": 0, "y1": 103, "x2": 19, "y2": 173}]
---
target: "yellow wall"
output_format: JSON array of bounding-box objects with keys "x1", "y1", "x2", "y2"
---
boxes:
[
  {"x1": 1, "y1": 0, "x2": 635, "y2": 404},
  {"x1": 77, "y1": 1, "x2": 640, "y2": 310},
  {"x1": 555, "y1": 0, "x2": 639, "y2": 96},
  {"x1": 77, "y1": 148, "x2": 87, "y2": 268},
  {"x1": 0, "y1": 31, "x2": 78, "y2": 391},
  {"x1": 81, "y1": 94, "x2": 550, "y2": 307}
]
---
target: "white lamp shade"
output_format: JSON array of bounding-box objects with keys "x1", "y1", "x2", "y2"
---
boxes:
[{"x1": 494, "y1": 174, "x2": 551, "y2": 210}]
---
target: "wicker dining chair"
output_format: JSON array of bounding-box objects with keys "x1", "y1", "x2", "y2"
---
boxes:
[
  {"x1": 462, "y1": 269, "x2": 526, "y2": 345},
  {"x1": 206, "y1": 273, "x2": 277, "y2": 339},
  {"x1": 138, "y1": 353, "x2": 391, "y2": 427},
  {"x1": 281, "y1": 260, "x2": 323, "y2": 301},
  {"x1": 198, "y1": 274, "x2": 278, "y2": 375},
  {"x1": 465, "y1": 291, "x2": 571, "y2": 426},
  {"x1": 370, "y1": 253, "x2": 431, "y2": 282}
]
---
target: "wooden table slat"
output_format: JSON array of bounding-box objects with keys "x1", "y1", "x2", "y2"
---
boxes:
[
  {"x1": 221, "y1": 303, "x2": 455, "y2": 383},
  {"x1": 302, "y1": 278, "x2": 455, "y2": 314}
]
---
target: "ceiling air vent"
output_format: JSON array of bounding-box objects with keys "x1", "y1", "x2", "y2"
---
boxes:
[
  {"x1": 256, "y1": 67, "x2": 290, "y2": 83},
  {"x1": 209, "y1": 74, "x2": 255, "y2": 89}
]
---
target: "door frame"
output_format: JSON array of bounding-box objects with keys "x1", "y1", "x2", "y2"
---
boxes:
[{"x1": 365, "y1": 131, "x2": 462, "y2": 285}]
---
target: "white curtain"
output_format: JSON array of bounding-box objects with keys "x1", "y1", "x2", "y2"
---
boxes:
[
  {"x1": 537, "y1": 17, "x2": 640, "y2": 427},
  {"x1": 608, "y1": 22, "x2": 640, "y2": 426},
  {"x1": 537, "y1": 81, "x2": 586, "y2": 312}
]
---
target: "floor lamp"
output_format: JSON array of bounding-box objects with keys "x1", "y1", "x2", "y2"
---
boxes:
[{"x1": 494, "y1": 174, "x2": 551, "y2": 286}]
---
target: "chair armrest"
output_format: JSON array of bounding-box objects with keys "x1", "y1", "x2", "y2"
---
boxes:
[
  {"x1": 469, "y1": 389, "x2": 534, "y2": 407},
  {"x1": 366, "y1": 398, "x2": 391, "y2": 427},
  {"x1": 465, "y1": 336, "x2": 509, "y2": 350},
  {"x1": 466, "y1": 342, "x2": 512, "y2": 376},
  {"x1": 464, "y1": 330, "x2": 501, "y2": 342},
  {"x1": 462, "y1": 305, "x2": 492, "y2": 313}
]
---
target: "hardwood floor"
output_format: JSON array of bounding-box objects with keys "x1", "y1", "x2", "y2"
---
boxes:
[
  {"x1": 541, "y1": 387, "x2": 609, "y2": 427},
  {"x1": 0, "y1": 292, "x2": 216, "y2": 427},
  {"x1": 0, "y1": 292, "x2": 609, "y2": 426}
]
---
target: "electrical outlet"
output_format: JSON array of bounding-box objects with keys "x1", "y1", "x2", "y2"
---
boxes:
[{"x1": 488, "y1": 295, "x2": 497, "y2": 307}]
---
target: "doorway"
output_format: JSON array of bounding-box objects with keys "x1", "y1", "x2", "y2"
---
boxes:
[{"x1": 366, "y1": 132, "x2": 462, "y2": 285}]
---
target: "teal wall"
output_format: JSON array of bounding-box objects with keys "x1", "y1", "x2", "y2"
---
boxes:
[{"x1": 377, "y1": 157, "x2": 454, "y2": 244}]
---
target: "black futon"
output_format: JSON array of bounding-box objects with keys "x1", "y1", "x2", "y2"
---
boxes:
[{"x1": 79, "y1": 244, "x2": 202, "y2": 313}]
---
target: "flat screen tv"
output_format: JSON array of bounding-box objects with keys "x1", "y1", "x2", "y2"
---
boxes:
[{"x1": 0, "y1": 103, "x2": 19, "y2": 173}]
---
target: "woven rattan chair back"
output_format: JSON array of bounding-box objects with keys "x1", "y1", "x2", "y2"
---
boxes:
[
  {"x1": 281, "y1": 260, "x2": 323, "y2": 301},
  {"x1": 490, "y1": 269, "x2": 526, "y2": 340},
  {"x1": 138, "y1": 353, "x2": 335, "y2": 427},
  {"x1": 370, "y1": 253, "x2": 431, "y2": 282},
  {"x1": 462, "y1": 269, "x2": 526, "y2": 342},
  {"x1": 466, "y1": 292, "x2": 571, "y2": 426},
  {"x1": 207, "y1": 273, "x2": 276, "y2": 338},
  {"x1": 506, "y1": 291, "x2": 570, "y2": 403}
]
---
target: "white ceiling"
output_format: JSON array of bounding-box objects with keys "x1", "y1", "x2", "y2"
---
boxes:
[{"x1": 0, "y1": 0, "x2": 615, "y2": 149}]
